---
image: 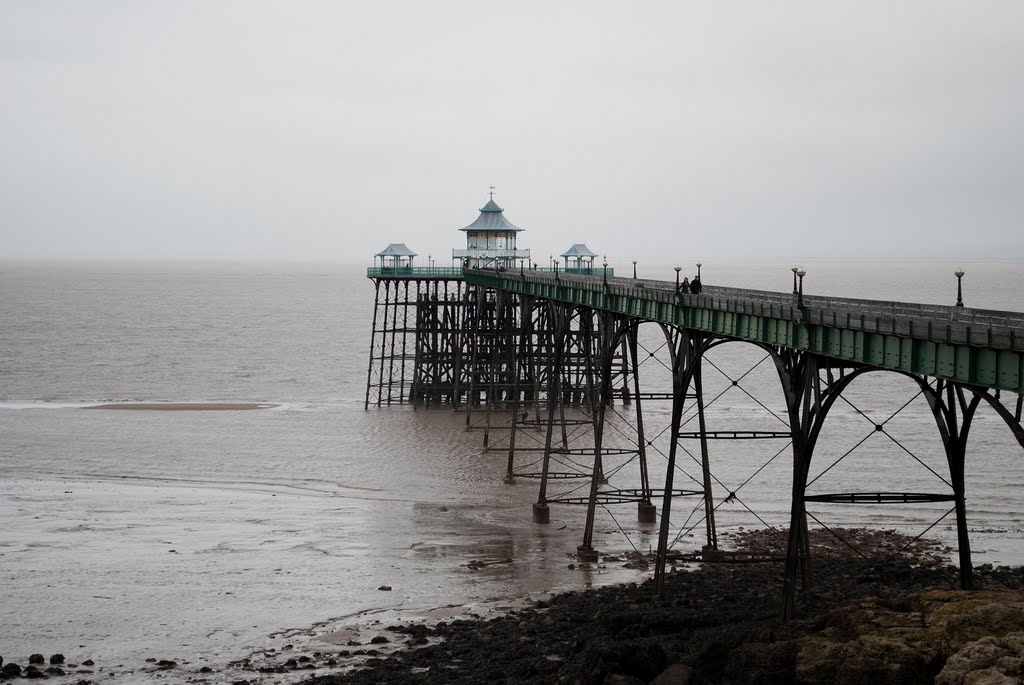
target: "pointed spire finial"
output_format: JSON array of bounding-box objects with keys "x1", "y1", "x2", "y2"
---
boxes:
[{"x1": 489, "y1": 185, "x2": 496, "y2": 199}]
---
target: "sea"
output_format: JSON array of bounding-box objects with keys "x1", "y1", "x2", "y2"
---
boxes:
[{"x1": 2, "y1": 258, "x2": 1022, "y2": 683}]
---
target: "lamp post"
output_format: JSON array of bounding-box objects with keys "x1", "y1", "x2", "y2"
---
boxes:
[
  {"x1": 632, "y1": 260, "x2": 637, "y2": 279},
  {"x1": 603, "y1": 257, "x2": 608, "y2": 284},
  {"x1": 792, "y1": 266, "x2": 799, "y2": 294},
  {"x1": 553, "y1": 259, "x2": 559, "y2": 280},
  {"x1": 549, "y1": 254, "x2": 553, "y2": 270},
  {"x1": 696, "y1": 261, "x2": 702, "y2": 280},
  {"x1": 520, "y1": 257, "x2": 525, "y2": 275},
  {"x1": 796, "y1": 267, "x2": 806, "y2": 307},
  {"x1": 674, "y1": 265, "x2": 681, "y2": 291},
  {"x1": 955, "y1": 267, "x2": 965, "y2": 307}
]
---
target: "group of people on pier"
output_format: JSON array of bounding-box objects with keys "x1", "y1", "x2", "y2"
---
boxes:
[{"x1": 680, "y1": 275, "x2": 702, "y2": 294}]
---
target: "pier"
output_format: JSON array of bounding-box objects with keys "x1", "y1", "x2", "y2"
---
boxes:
[{"x1": 366, "y1": 195, "x2": 1024, "y2": 620}]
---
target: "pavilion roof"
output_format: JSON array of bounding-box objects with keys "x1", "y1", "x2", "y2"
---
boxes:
[
  {"x1": 375, "y1": 243, "x2": 417, "y2": 257},
  {"x1": 561, "y1": 243, "x2": 599, "y2": 258},
  {"x1": 460, "y1": 197, "x2": 523, "y2": 232}
]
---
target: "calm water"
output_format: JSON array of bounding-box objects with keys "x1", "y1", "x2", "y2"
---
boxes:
[{"x1": 1, "y1": 259, "x2": 1022, "y2": 682}]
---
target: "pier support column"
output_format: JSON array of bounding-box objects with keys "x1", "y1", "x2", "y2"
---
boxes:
[
  {"x1": 627, "y1": 321, "x2": 656, "y2": 523},
  {"x1": 638, "y1": 502, "x2": 657, "y2": 524},
  {"x1": 504, "y1": 296, "x2": 535, "y2": 484},
  {"x1": 653, "y1": 327, "x2": 709, "y2": 596},
  {"x1": 536, "y1": 304, "x2": 570, "y2": 523},
  {"x1": 532, "y1": 502, "x2": 550, "y2": 524},
  {"x1": 580, "y1": 311, "x2": 626, "y2": 560},
  {"x1": 693, "y1": 358, "x2": 718, "y2": 550},
  {"x1": 923, "y1": 379, "x2": 982, "y2": 591},
  {"x1": 774, "y1": 351, "x2": 857, "y2": 621}
]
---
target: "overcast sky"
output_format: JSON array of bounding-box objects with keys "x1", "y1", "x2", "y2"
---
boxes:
[{"x1": 2, "y1": 2, "x2": 1022, "y2": 263}]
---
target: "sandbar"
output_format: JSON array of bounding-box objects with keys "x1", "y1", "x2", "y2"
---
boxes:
[{"x1": 83, "y1": 402, "x2": 278, "y2": 411}]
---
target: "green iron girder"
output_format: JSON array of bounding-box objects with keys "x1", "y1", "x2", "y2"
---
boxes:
[{"x1": 464, "y1": 269, "x2": 1024, "y2": 392}]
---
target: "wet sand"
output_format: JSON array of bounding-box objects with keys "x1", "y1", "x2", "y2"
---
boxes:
[{"x1": 83, "y1": 402, "x2": 278, "y2": 410}]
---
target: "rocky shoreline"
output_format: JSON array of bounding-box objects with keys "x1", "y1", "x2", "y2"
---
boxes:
[
  {"x1": 5, "y1": 528, "x2": 1023, "y2": 684},
  {"x1": 298, "y1": 528, "x2": 1024, "y2": 685}
]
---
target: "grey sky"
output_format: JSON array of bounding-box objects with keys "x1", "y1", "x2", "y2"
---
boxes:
[{"x1": 2, "y1": 1, "x2": 1022, "y2": 263}]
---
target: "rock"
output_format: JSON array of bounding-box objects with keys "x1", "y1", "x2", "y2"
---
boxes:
[
  {"x1": 49, "y1": 654, "x2": 65, "y2": 665},
  {"x1": 199, "y1": 666, "x2": 213, "y2": 673},
  {"x1": 650, "y1": 663, "x2": 697, "y2": 685},
  {"x1": 936, "y1": 631, "x2": 1024, "y2": 685},
  {"x1": 25, "y1": 665, "x2": 45, "y2": 679},
  {"x1": 28, "y1": 654, "x2": 45, "y2": 664},
  {"x1": 2, "y1": 663, "x2": 22, "y2": 678},
  {"x1": 603, "y1": 675, "x2": 645, "y2": 685},
  {"x1": 370, "y1": 636, "x2": 389, "y2": 644},
  {"x1": 378, "y1": 585, "x2": 392, "y2": 591},
  {"x1": 935, "y1": 595, "x2": 1024, "y2": 645},
  {"x1": 46, "y1": 666, "x2": 66, "y2": 676},
  {"x1": 156, "y1": 659, "x2": 177, "y2": 670},
  {"x1": 725, "y1": 641, "x2": 797, "y2": 683},
  {"x1": 82, "y1": 660, "x2": 95, "y2": 666},
  {"x1": 285, "y1": 540, "x2": 1024, "y2": 685}
]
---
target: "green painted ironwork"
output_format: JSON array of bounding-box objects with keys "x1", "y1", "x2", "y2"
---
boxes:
[
  {"x1": 366, "y1": 267, "x2": 464, "y2": 279},
  {"x1": 366, "y1": 266, "x2": 616, "y2": 279},
  {"x1": 464, "y1": 269, "x2": 1024, "y2": 392}
]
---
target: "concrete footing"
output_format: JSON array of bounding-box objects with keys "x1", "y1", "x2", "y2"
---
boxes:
[
  {"x1": 503, "y1": 475, "x2": 516, "y2": 485},
  {"x1": 532, "y1": 502, "x2": 550, "y2": 524},
  {"x1": 638, "y1": 501, "x2": 657, "y2": 523},
  {"x1": 576, "y1": 545, "x2": 599, "y2": 562}
]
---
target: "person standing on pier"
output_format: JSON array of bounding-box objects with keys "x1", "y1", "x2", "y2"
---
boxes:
[
  {"x1": 690, "y1": 275, "x2": 702, "y2": 294},
  {"x1": 680, "y1": 276, "x2": 690, "y2": 293}
]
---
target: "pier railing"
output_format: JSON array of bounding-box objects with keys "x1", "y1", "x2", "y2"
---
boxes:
[
  {"x1": 366, "y1": 267, "x2": 463, "y2": 278},
  {"x1": 464, "y1": 268, "x2": 1024, "y2": 390},
  {"x1": 367, "y1": 266, "x2": 615, "y2": 278}
]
